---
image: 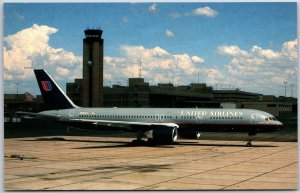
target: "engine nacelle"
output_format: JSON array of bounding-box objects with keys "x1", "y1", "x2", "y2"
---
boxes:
[
  {"x1": 179, "y1": 131, "x2": 201, "y2": 139},
  {"x1": 147, "y1": 126, "x2": 178, "y2": 144}
]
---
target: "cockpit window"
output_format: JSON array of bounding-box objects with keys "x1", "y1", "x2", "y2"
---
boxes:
[{"x1": 265, "y1": 117, "x2": 277, "y2": 121}]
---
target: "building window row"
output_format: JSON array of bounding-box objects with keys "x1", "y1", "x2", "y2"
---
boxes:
[
  {"x1": 279, "y1": 111, "x2": 292, "y2": 116},
  {"x1": 279, "y1": 104, "x2": 290, "y2": 108}
]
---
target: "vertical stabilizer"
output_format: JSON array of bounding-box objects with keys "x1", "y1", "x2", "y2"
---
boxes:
[{"x1": 34, "y1": 69, "x2": 78, "y2": 110}]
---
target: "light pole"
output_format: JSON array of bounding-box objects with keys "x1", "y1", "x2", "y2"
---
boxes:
[
  {"x1": 16, "y1": 82, "x2": 20, "y2": 95},
  {"x1": 16, "y1": 82, "x2": 20, "y2": 101},
  {"x1": 283, "y1": 81, "x2": 288, "y2": 99}
]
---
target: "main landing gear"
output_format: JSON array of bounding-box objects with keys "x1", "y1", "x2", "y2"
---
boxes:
[
  {"x1": 131, "y1": 131, "x2": 146, "y2": 145},
  {"x1": 246, "y1": 130, "x2": 257, "y2": 147}
]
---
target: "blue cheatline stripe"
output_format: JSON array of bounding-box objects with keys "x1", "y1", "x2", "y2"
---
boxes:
[{"x1": 46, "y1": 81, "x2": 52, "y2": 91}]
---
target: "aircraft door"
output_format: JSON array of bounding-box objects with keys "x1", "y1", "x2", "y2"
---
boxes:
[
  {"x1": 160, "y1": 114, "x2": 165, "y2": 121},
  {"x1": 69, "y1": 109, "x2": 75, "y2": 120},
  {"x1": 155, "y1": 114, "x2": 164, "y2": 122},
  {"x1": 250, "y1": 112, "x2": 257, "y2": 124},
  {"x1": 195, "y1": 113, "x2": 203, "y2": 124}
]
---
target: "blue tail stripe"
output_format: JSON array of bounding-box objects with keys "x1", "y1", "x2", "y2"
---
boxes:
[{"x1": 47, "y1": 81, "x2": 52, "y2": 91}]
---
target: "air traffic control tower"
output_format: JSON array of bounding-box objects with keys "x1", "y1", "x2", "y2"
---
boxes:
[{"x1": 82, "y1": 29, "x2": 104, "y2": 107}]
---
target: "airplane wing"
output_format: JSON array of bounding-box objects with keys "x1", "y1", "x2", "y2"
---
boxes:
[
  {"x1": 70, "y1": 118, "x2": 179, "y2": 130},
  {"x1": 16, "y1": 111, "x2": 62, "y2": 120}
]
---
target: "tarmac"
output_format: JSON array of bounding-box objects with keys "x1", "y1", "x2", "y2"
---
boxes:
[{"x1": 4, "y1": 134, "x2": 298, "y2": 190}]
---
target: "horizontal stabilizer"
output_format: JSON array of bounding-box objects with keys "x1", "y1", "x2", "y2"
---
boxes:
[{"x1": 16, "y1": 111, "x2": 62, "y2": 120}]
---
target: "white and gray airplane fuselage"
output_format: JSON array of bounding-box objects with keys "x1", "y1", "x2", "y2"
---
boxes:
[{"x1": 39, "y1": 107, "x2": 283, "y2": 134}]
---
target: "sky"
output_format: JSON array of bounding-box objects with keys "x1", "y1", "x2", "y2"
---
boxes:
[{"x1": 3, "y1": 2, "x2": 298, "y2": 97}]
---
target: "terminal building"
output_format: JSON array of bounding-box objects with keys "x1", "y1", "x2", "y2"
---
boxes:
[{"x1": 103, "y1": 80, "x2": 214, "y2": 108}]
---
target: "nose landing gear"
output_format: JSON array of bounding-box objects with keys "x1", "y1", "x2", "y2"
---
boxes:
[
  {"x1": 246, "y1": 129, "x2": 257, "y2": 147},
  {"x1": 246, "y1": 136, "x2": 253, "y2": 147}
]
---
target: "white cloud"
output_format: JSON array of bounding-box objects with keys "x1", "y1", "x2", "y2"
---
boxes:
[
  {"x1": 4, "y1": 24, "x2": 58, "y2": 57},
  {"x1": 56, "y1": 66, "x2": 70, "y2": 77},
  {"x1": 218, "y1": 45, "x2": 249, "y2": 57},
  {"x1": 4, "y1": 24, "x2": 82, "y2": 93},
  {"x1": 192, "y1": 56, "x2": 205, "y2": 63},
  {"x1": 189, "y1": 6, "x2": 218, "y2": 17},
  {"x1": 218, "y1": 39, "x2": 298, "y2": 96},
  {"x1": 103, "y1": 45, "x2": 209, "y2": 86},
  {"x1": 174, "y1": 54, "x2": 196, "y2": 75},
  {"x1": 205, "y1": 68, "x2": 225, "y2": 84},
  {"x1": 152, "y1": 46, "x2": 169, "y2": 57},
  {"x1": 165, "y1": 29, "x2": 175, "y2": 38},
  {"x1": 282, "y1": 39, "x2": 297, "y2": 60},
  {"x1": 250, "y1": 46, "x2": 281, "y2": 59},
  {"x1": 148, "y1": 4, "x2": 157, "y2": 14}
]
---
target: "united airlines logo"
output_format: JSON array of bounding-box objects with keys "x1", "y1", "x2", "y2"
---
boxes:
[{"x1": 41, "y1": 81, "x2": 52, "y2": 92}]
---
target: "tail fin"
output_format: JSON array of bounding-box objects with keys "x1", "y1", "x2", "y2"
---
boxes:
[{"x1": 34, "y1": 69, "x2": 78, "y2": 110}]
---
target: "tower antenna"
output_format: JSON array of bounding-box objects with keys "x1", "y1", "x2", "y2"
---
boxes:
[{"x1": 139, "y1": 49, "x2": 142, "y2": 78}]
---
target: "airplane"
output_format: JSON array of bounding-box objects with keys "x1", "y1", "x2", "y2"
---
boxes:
[{"x1": 17, "y1": 69, "x2": 284, "y2": 147}]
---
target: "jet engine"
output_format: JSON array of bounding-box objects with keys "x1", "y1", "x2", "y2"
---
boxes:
[{"x1": 146, "y1": 126, "x2": 178, "y2": 144}]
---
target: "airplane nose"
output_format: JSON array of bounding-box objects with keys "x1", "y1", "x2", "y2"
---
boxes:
[{"x1": 277, "y1": 121, "x2": 284, "y2": 131}]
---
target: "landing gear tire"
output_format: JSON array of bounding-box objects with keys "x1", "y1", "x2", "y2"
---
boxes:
[
  {"x1": 246, "y1": 136, "x2": 253, "y2": 147},
  {"x1": 246, "y1": 129, "x2": 256, "y2": 147},
  {"x1": 246, "y1": 142, "x2": 252, "y2": 147}
]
